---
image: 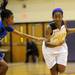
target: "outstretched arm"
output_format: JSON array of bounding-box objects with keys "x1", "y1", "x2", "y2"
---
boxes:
[
  {"x1": 13, "y1": 30, "x2": 46, "y2": 41},
  {"x1": 64, "y1": 21, "x2": 75, "y2": 34},
  {"x1": 67, "y1": 28, "x2": 75, "y2": 34}
]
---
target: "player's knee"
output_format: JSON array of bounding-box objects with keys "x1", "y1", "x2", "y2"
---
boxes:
[
  {"x1": 0, "y1": 62, "x2": 8, "y2": 73},
  {"x1": 58, "y1": 68, "x2": 65, "y2": 73},
  {"x1": 3, "y1": 63, "x2": 8, "y2": 72},
  {"x1": 58, "y1": 64, "x2": 66, "y2": 73},
  {"x1": 5, "y1": 64, "x2": 8, "y2": 71}
]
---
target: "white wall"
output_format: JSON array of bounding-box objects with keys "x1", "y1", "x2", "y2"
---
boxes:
[{"x1": 6, "y1": 0, "x2": 75, "y2": 22}]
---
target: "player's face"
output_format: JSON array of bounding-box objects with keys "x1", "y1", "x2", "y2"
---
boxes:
[
  {"x1": 6, "y1": 15, "x2": 14, "y2": 25},
  {"x1": 53, "y1": 12, "x2": 63, "y2": 22}
]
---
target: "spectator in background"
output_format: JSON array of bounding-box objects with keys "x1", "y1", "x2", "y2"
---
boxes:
[{"x1": 25, "y1": 39, "x2": 39, "y2": 63}]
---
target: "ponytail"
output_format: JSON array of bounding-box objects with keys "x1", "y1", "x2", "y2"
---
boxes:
[
  {"x1": 0, "y1": 0, "x2": 13, "y2": 21},
  {"x1": 0, "y1": 0, "x2": 8, "y2": 17},
  {"x1": 1, "y1": 0, "x2": 8, "y2": 10}
]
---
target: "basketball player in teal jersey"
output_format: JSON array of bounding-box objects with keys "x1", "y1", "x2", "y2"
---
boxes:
[
  {"x1": 0, "y1": 0, "x2": 19, "y2": 75},
  {"x1": 0, "y1": 0, "x2": 36, "y2": 75}
]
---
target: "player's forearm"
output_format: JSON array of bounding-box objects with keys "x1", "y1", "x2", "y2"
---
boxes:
[
  {"x1": 67, "y1": 28, "x2": 75, "y2": 34},
  {"x1": 13, "y1": 30, "x2": 45, "y2": 41},
  {"x1": 13, "y1": 30, "x2": 35, "y2": 39},
  {"x1": 22, "y1": 34, "x2": 46, "y2": 41}
]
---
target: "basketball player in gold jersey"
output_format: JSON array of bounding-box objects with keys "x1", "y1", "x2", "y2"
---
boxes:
[
  {"x1": 20, "y1": 8, "x2": 75, "y2": 75},
  {"x1": 42, "y1": 8, "x2": 75, "y2": 75}
]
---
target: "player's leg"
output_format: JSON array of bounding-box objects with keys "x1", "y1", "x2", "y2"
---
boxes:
[
  {"x1": 42, "y1": 46, "x2": 59, "y2": 75},
  {"x1": 57, "y1": 52, "x2": 68, "y2": 73},
  {"x1": 0, "y1": 59, "x2": 8, "y2": 75},
  {"x1": 57, "y1": 64, "x2": 66, "y2": 73},
  {"x1": 25, "y1": 52, "x2": 30, "y2": 63},
  {"x1": 32, "y1": 53, "x2": 36, "y2": 63},
  {"x1": 50, "y1": 64, "x2": 58, "y2": 75}
]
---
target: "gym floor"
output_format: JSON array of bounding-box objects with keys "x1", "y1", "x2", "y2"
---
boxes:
[{"x1": 7, "y1": 63, "x2": 75, "y2": 75}]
